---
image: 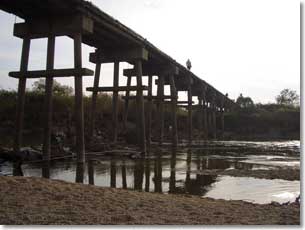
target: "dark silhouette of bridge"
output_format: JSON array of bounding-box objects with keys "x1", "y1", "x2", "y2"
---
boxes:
[{"x1": 0, "y1": 0, "x2": 235, "y2": 183}]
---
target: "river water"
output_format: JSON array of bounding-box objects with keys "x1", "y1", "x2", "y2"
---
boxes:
[{"x1": 0, "y1": 140, "x2": 300, "y2": 204}]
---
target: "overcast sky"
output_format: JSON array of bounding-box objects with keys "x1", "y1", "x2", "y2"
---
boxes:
[{"x1": 0, "y1": 0, "x2": 300, "y2": 103}]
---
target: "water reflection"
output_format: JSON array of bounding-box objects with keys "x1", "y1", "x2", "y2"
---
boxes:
[
  {"x1": 134, "y1": 158, "x2": 144, "y2": 191},
  {"x1": 88, "y1": 160, "x2": 94, "y2": 185},
  {"x1": 42, "y1": 162, "x2": 50, "y2": 179},
  {"x1": 185, "y1": 149, "x2": 191, "y2": 183},
  {"x1": 122, "y1": 160, "x2": 127, "y2": 189},
  {"x1": 154, "y1": 152, "x2": 162, "y2": 193},
  {"x1": 110, "y1": 158, "x2": 116, "y2": 188},
  {"x1": 76, "y1": 162, "x2": 84, "y2": 183},
  {"x1": 169, "y1": 149, "x2": 176, "y2": 193},
  {"x1": 144, "y1": 155, "x2": 150, "y2": 192},
  {"x1": 13, "y1": 162, "x2": 23, "y2": 176},
  {"x1": 3, "y1": 142, "x2": 300, "y2": 204}
]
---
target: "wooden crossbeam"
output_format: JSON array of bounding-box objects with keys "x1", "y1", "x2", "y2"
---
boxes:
[
  {"x1": 123, "y1": 65, "x2": 179, "y2": 77},
  {"x1": 121, "y1": 95, "x2": 177, "y2": 100},
  {"x1": 86, "y1": 86, "x2": 148, "y2": 92},
  {"x1": 90, "y1": 47, "x2": 148, "y2": 63},
  {"x1": 163, "y1": 100, "x2": 194, "y2": 105},
  {"x1": 9, "y1": 68, "x2": 94, "y2": 78},
  {"x1": 155, "y1": 77, "x2": 193, "y2": 87},
  {"x1": 178, "y1": 105, "x2": 201, "y2": 108},
  {"x1": 14, "y1": 15, "x2": 94, "y2": 39}
]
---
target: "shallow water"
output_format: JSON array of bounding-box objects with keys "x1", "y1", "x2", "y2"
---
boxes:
[
  {"x1": 204, "y1": 176, "x2": 300, "y2": 204},
  {"x1": 0, "y1": 140, "x2": 300, "y2": 204}
]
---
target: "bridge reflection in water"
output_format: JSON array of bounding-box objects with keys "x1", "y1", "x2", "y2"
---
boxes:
[
  {"x1": 6, "y1": 142, "x2": 300, "y2": 204},
  {"x1": 10, "y1": 147, "x2": 261, "y2": 197}
]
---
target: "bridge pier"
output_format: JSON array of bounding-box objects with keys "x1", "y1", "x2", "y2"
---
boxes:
[
  {"x1": 112, "y1": 61, "x2": 120, "y2": 143},
  {"x1": 202, "y1": 86, "x2": 208, "y2": 140},
  {"x1": 198, "y1": 96, "x2": 203, "y2": 133},
  {"x1": 74, "y1": 33, "x2": 86, "y2": 183},
  {"x1": 211, "y1": 92, "x2": 217, "y2": 140},
  {"x1": 169, "y1": 69, "x2": 179, "y2": 149},
  {"x1": 134, "y1": 59, "x2": 146, "y2": 153},
  {"x1": 123, "y1": 75, "x2": 132, "y2": 131},
  {"x1": 122, "y1": 160, "x2": 127, "y2": 189},
  {"x1": 169, "y1": 148, "x2": 177, "y2": 193},
  {"x1": 42, "y1": 35, "x2": 55, "y2": 179},
  {"x1": 88, "y1": 159, "x2": 94, "y2": 185},
  {"x1": 88, "y1": 59, "x2": 101, "y2": 143},
  {"x1": 207, "y1": 102, "x2": 212, "y2": 139},
  {"x1": 187, "y1": 76, "x2": 193, "y2": 146},
  {"x1": 220, "y1": 95, "x2": 225, "y2": 139},
  {"x1": 110, "y1": 158, "x2": 116, "y2": 188},
  {"x1": 88, "y1": 47, "x2": 149, "y2": 153},
  {"x1": 145, "y1": 155, "x2": 151, "y2": 192},
  {"x1": 146, "y1": 75, "x2": 153, "y2": 148},
  {"x1": 9, "y1": 16, "x2": 95, "y2": 183},
  {"x1": 157, "y1": 75, "x2": 165, "y2": 146},
  {"x1": 13, "y1": 37, "x2": 31, "y2": 156}
]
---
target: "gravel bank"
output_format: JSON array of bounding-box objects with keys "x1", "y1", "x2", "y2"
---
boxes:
[{"x1": 0, "y1": 176, "x2": 300, "y2": 225}]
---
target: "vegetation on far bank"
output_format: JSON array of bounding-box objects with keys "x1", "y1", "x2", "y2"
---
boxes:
[
  {"x1": 0, "y1": 80, "x2": 300, "y2": 147},
  {"x1": 225, "y1": 90, "x2": 299, "y2": 140}
]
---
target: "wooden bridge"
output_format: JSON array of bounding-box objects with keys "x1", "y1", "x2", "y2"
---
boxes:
[{"x1": 0, "y1": 0, "x2": 235, "y2": 183}]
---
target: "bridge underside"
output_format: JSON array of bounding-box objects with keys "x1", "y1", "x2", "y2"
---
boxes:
[{"x1": 0, "y1": 0, "x2": 236, "y2": 183}]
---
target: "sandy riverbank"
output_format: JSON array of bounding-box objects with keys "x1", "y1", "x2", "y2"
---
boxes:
[{"x1": 0, "y1": 176, "x2": 299, "y2": 225}]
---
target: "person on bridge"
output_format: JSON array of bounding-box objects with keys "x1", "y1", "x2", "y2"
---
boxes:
[{"x1": 186, "y1": 59, "x2": 192, "y2": 70}]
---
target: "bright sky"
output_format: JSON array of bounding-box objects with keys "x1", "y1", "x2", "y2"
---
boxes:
[{"x1": 0, "y1": 0, "x2": 300, "y2": 104}]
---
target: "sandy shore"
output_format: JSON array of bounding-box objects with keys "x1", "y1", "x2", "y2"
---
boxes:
[{"x1": 0, "y1": 176, "x2": 299, "y2": 225}]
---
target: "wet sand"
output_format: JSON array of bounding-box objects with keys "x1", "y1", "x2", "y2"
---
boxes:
[
  {"x1": 0, "y1": 176, "x2": 299, "y2": 225},
  {"x1": 219, "y1": 168, "x2": 299, "y2": 181}
]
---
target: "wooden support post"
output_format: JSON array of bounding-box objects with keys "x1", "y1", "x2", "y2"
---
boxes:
[
  {"x1": 169, "y1": 148, "x2": 177, "y2": 193},
  {"x1": 134, "y1": 159, "x2": 144, "y2": 191},
  {"x1": 169, "y1": 74, "x2": 178, "y2": 148},
  {"x1": 110, "y1": 158, "x2": 116, "y2": 188},
  {"x1": 112, "y1": 61, "x2": 119, "y2": 142},
  {"x1": 42, "y1": 35, "x2": 55, "y2": 179},
  {"x1": 154, "y1": 153, "x2": 162, "y2": 193},
  {"x1": 197, "y1": 155, "x2": 202, "y2": 171},
  {"x1": 212, "y1": 94, "x2": 217, "y2": 140},
  {"x1": 146, "y1": 75, "x2": 153, "y2": 148},
  {"x1": 13, "y1": 37, "x2": 31, "y2": 154},
  {"x1": 135, "y1": 59, "x2": 146, "y2": 153},
  {"x1": 209, "y1": 105, "x2": 213, "y2": 138},
  {"x1": 122, "y1": 160, "x2": 127, "y2": 189},
  {"x1": 13, "y1": 162, "x2": 23, "y2": 176},
  {"x1": 202, "y1": 86, "x2": 208, "y2": 140},
  {"x1": 74, "y1": 33, "x2": 85, "y2": 183},
  {"x1": 145, "y1": 155, "x2": 150, "y2": 192},
  {"x1": 198, "y1": 97, "x2": 203, "y2": 133},
  {"x1": 88, "y1": 160, "x2": 94, "y2": 185},
  {"x1": 187, "y1": 77, "x2": 193, "y2": 146},
  {"x1": 220, "y1": 96, "x2": 225, "y2": 139},
  {"x1": 206, "y1": 104, "x2": 210, "y2": 138},
  {"x1": 157, "y1": 75, "x2": 165, "y2": 145},
  {"x1": 186, "y1": 149, "x2": 192, "y2": 184},
  {"x1": 89, "y1": 61, "x2": 101, "y2": 142},
  {"x1": 123, "y1": 76, "x2": 131, "y2": 131}
]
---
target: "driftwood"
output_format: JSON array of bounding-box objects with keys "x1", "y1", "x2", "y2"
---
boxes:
[
  {"x1": 26, "y1": 149, "x2": 143, "y2": 164},
  {"x1": 86, "y1": 149, "x2": 142, "y2": 159}
]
